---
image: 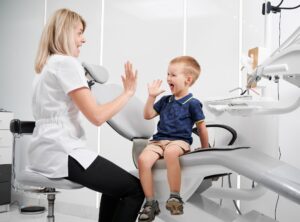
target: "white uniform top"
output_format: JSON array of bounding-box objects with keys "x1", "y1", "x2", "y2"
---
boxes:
[{"x1": 29, "y1": 54, "x2": 98, "y2": 178}]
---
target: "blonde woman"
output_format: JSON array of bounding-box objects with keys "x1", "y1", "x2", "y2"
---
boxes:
[{"x1": 30, "y1": 8, "x2": 144, "y2": 222}]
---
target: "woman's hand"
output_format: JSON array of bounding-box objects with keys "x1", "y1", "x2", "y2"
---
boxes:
[
  {"x1": 122, "y1": 61, "x2": 137, "y2": 97},
  {"x1": 147, "y1": 79, "x2": 165, "y2": 98}
]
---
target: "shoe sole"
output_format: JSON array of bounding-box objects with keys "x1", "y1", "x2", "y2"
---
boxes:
[
  {"x1": 166, "y1": 200, "x2": 183, "y2": 215},
  {"x1": 138, "y1": 208, "x2": 160, "y2": 222}
]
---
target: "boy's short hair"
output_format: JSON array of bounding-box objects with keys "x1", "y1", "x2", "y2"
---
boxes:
[{"x1": 170, "y1": 56, "x2": 201, "y2": 86}]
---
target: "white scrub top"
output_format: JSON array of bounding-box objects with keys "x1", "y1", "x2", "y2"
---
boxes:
[{"x1": 29, "y1": 54, "x2": 98, "y2": 178}]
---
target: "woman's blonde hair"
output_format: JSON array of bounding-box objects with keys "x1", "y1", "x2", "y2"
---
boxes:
[
  {"x1": 34, "y1": 8, "x2": 86, "y2": 73},
  {"x1": 170, "y1": 56, "x2": 201, "y2": 86}
]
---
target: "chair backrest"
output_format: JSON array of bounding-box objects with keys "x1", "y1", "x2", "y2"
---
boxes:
[
  {"x1": 91, "y1": 82, "x2": 238, "y2": 165},
  {"x1": 91, "y1": 83, "x2": 156, "y2": 141},
  {"x1": 10, "y1": 120, "x2": 83, "y2": 189}
]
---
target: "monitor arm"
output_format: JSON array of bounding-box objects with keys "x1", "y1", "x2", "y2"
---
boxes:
[{"x1": 247, "y1": 26, "x2": 300, "y2": 88}]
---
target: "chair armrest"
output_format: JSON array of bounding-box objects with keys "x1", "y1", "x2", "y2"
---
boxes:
[
  {"x1": 192, "y1": 124, "x2": 237, "y2": 146},
  {"x1": 10, "y1": 119, "x2": 35, "y2": 134}
]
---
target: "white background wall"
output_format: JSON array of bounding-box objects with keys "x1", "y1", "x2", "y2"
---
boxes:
[{"x1": 0, "y1": 0, "x2": 299, "y2": 221}]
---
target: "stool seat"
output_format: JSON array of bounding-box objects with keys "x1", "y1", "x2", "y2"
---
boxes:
[{"x1": 18, "y1": 170, "x2": 82, "y2": 189}]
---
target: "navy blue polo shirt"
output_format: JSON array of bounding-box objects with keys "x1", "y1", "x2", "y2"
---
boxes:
[{"x1": 152, "y1": 93, "x2": 205, "y2": 145}]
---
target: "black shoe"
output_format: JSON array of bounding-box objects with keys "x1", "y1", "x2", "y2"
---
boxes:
[
  {"x1": 166, "y1": 196, "x2": 184, "y2": 215},
  {"x1": 138, "y1": 200, "x2": 160, "y2": 222}
]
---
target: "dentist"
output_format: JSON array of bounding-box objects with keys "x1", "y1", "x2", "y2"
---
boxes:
[{"x1": 30, "y1": 8, "x2": 144, "y2": 222}]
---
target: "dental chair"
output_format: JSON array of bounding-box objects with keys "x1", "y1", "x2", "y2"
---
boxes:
[{"x1": 90, "y1": 69, "x2": 300, "y2": 221}]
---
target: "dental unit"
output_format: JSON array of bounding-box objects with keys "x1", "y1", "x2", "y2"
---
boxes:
[
  {"x1": 9, "y1": 25, "x2": 300, "y2": 222},
  {"x1": 89, "y1": 26, "x2": 300, "y2": 221}
]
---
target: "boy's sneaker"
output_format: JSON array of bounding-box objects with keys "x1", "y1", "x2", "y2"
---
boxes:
[
  {"x1": 165, "y1": 196, "x2": 184, "y2": 215},
  {"x1": 138, "y1": 200, "x2": 160, "y2": 222}
]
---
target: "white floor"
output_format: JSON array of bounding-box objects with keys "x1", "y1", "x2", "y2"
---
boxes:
[{"x1": 0, "y1": 205, "x2": 95, "y2": 222}]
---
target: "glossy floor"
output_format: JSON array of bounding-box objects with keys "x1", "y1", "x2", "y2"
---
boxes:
[{"x1": 0, "y1": 205, "x2": 95, "y2": 222}]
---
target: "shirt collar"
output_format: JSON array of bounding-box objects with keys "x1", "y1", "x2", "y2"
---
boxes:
[{"x1": 169, "y1": 93, "x2": 193, "y2": 104}]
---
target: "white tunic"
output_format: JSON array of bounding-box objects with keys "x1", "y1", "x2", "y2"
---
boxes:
[{"x1": 29, "y1": 54, "x2": 98, "y2": 178}]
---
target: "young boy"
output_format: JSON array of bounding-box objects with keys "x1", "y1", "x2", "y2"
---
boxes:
[{"x1": 138, "y1": 56, "x2": 209, "y2": 221}]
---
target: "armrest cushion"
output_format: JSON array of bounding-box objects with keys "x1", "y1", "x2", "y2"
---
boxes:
[{"x1": 10, "y1": 119, "x2": 35, "y2": 134}]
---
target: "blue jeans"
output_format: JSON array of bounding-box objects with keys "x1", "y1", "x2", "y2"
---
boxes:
[{"x1": 67, "y1": 155, "x2": 144, "y2": 222}]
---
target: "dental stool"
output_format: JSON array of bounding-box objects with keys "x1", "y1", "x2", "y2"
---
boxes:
[{"x1": 10, "y1": 119, "x2": 83, "y2": 222}]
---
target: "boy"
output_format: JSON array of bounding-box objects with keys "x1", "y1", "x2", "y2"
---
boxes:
[{"x1": 138, "y1": 56, "x2": 209, "y2": 222}]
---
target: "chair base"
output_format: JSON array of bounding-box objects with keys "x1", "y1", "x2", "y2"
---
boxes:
[
  {"x1": 20, "y1": 206, "x2": 45, "y2": 214},
  {"x1": 47, "y1": 193, "x2": 56, "y2": 222},
  {"x1": 0, "y1": 204, "x2": 10, "y2": 213}
]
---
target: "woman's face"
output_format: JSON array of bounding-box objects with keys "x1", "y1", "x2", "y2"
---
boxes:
[{"x1": 72, "y1": 22, "x2": 85, "y2": 57}]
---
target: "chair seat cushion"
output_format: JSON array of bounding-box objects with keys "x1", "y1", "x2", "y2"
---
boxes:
[{"x1": 17, "y1": 170, "x2": 83, "y2": 189}]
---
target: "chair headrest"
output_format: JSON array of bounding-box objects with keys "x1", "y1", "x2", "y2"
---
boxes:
[
  {"x1": 82, "y1": 62, "x2": 109, "y2": 84},
  {"x1": 10, "y1": 119, "x2": 35, "y2": 134}
]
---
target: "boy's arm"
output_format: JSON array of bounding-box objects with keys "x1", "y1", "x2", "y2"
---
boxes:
[
  {"x1": 144, "y1": 80, "x2": 165, "y2": 120},
  {"x1": 144, "y1": 96, "x2": 158, "y2": 119},
  {"x1": 196, "y1": 121, "x2": 209, "y2": 148}
]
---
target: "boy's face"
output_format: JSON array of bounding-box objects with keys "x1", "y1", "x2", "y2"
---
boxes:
[
  {"x1": 167, "y1": 63, "x2": 191, "y2": 96},
  {"x1": 72, "y1": 22, "x2": 86, "y2": 57}
]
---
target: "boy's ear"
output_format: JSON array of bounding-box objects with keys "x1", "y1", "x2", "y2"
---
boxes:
[{"x1": 186, "y1": 75, "x2": 193, "y2": 85}]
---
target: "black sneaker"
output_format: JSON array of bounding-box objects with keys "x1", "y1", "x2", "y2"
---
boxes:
[
  {"x1": 166, "y1": 196, "x2": 184, "y2": 215},
  {"x1": 138, "y1": 200, "x2": 160, "y2": 222}
]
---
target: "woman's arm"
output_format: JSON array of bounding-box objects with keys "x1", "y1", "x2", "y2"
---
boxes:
[{"x1": 69, "y1": 62, "x2": 137, "y2": 126}]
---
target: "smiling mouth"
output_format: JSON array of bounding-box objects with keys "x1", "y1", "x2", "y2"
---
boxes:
[{"x1": 169, "y1": 84, "x2": 174, "y2": 90}]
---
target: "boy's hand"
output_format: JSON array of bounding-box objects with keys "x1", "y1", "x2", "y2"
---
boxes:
[{"x1": 147, "y1": 80, "x2": 165, "y2": 98}]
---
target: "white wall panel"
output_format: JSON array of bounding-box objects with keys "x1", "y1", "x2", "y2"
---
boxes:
[
  {"x1": 186, "y1": 0, "x2": 240, "y2": 107},
  {"x1": 101, "y1": 0, "x2": 183, "y2": 171},
  {"x1": 0, "y1": 0, "x2": 44, "y2": 119}
]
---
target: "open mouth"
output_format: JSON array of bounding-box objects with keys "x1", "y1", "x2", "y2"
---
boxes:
[{"x1": 169, "y1": 83, "x2": 174, "y2": 91}]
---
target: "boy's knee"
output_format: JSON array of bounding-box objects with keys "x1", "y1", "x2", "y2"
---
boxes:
[
  {"x1": 137, "y1": 153, "x2": 146, "y2": 166},
  {"x1": 138, "y1": 155, "x2": 150, "y2": 169},
  {"x1": 138, "y1": 151, "x2": 159, "y2": 168},
  {"x1": 164, "y1": 147, "x2": 182, "y2": 159}
]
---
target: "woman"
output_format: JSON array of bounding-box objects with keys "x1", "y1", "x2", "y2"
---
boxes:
[{"x1": 30, "y1": 8, "x2": 144, "y2": 222}]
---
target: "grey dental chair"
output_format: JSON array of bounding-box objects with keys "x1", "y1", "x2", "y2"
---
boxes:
[{"x1": 90, "y1": 66, "x2": 300, "y2": 222}]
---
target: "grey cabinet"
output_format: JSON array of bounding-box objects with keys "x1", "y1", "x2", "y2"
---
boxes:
[{"x1": 0, "y1": 112, "x2": 13, "y2": 212}]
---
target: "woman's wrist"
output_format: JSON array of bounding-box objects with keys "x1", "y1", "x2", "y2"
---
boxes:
[
  {"x1": 148, "y1": 95, "x2": 156, "y2": 99},
  {"x1": 123, "y1": 90, "x2": 134, "y2": 98}
]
